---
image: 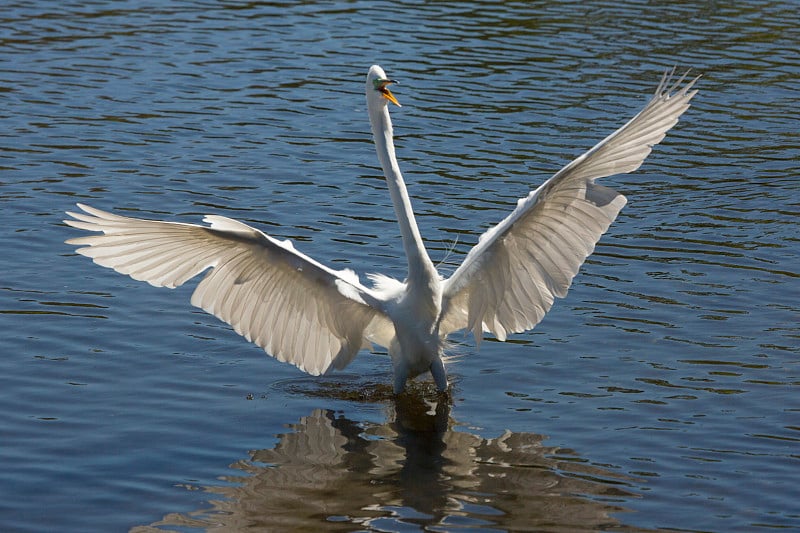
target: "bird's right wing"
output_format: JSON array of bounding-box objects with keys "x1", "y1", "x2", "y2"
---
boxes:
[
  {"x1": 65, "y1": 204, "x2": 395, "y2": 375},
  {"x1": 440, "y1": 69, "x2": 699, "y2": 342}
]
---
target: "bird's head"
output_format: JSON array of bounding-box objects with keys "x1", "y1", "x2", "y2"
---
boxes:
[{"x1": 366, "y1": 65, "x2": 401, "y2": 107}]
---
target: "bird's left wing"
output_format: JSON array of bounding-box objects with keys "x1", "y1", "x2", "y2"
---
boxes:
[
  {"x1": 65, "y1": 204, "x2": 394, "y2": 374},
  {"x1": 440, "y1": 69, "x2": 699, "y2": 342}
]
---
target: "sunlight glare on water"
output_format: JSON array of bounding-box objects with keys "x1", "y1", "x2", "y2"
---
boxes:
[{"x1": 1, "y1": 1, "x2": 798, "y2": 531}]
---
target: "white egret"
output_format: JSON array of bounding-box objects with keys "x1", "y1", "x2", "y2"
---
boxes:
[{"x1": 65, "y1": 65, "x2": 698, "y2": 394}]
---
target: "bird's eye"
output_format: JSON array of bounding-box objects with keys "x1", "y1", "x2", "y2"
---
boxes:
[{"x1": 373, "y1": 78, "x2": 397, "y2": 91}]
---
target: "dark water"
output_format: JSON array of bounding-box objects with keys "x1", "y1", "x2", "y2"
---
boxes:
[{"x1": 2, "y1": 1, "x2": 798, "y2": 531}]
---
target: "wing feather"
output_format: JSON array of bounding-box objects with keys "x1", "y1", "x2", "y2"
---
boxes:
[
  {"x1": 441, "y1": 69, "x2": 699, "y2": 340},
  {"x1": 64, "y1": 203, "x2": 394, "y2": 375}
]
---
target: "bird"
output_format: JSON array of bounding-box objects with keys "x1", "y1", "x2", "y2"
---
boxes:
[{"x1": 65, "y1": 65, "x2": 699, "y2": 394}]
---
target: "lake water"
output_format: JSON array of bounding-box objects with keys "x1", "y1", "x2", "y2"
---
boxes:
[{"x1": 1, "y1": 1, "x2": 798, "y2": 531}]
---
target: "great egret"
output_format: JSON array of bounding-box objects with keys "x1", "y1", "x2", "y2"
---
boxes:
[{"x1": 65, "y1": 65, "x2": 698, "y2": 394}]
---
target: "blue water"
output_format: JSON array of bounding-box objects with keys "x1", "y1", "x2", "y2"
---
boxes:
[{"x1": 1, "y1": 1, "x2": 798, "y2": 531}]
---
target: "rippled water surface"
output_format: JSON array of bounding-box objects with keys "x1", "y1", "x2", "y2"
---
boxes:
[{"x1": 2, "y1": 1, "x2": 798, "y2": 531}]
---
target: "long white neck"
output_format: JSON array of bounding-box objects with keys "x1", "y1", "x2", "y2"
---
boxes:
[{"x1": 368, "y1": 102, "x2": 436, "y2": 286}]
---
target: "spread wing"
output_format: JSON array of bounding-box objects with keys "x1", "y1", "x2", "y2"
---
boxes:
[
  {"x1": 440, "y1": 69, "x2": 699, "y2": 341},
  {"x1": 65, "y1": 204, "x2": 395, "y2": 375}
]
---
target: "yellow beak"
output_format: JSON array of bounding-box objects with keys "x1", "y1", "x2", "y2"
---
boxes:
[
  {"x1": 381, "y1": 86, "x2": 401, "y2": 107},
  {"x1": 376, "y1": 79, "x2": 401, "y2": 107}
]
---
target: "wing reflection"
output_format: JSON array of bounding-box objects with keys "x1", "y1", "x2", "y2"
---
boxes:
[{"x1": 143, "y1": 396, "x2": 645, "y2": 531}]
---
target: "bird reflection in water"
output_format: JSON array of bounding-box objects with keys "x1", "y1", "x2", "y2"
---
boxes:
[{"x1": 139, "y1": 392, "x2": 645, "y2": 531}]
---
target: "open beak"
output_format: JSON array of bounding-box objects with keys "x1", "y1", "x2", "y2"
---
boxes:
[{"x1": 377, "y1": 79, "x2": 401, "y2": 107}]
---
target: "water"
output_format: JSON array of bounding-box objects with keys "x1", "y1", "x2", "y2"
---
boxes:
[{"x1": 1, "y1": 1, "x2": 798, "y2": 531}]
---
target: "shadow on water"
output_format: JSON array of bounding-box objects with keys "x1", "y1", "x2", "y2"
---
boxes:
[{"x1": 136, "y1": 390, "x2": 648, "y2": 532}]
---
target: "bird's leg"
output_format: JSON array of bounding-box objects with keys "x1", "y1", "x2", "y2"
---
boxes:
[
  {"x1": 430, "y1": 357, "x2": 448, "y2": 392},
  {"x1": 393, "y1": 365, "x2": 409, "y2": 395}
]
